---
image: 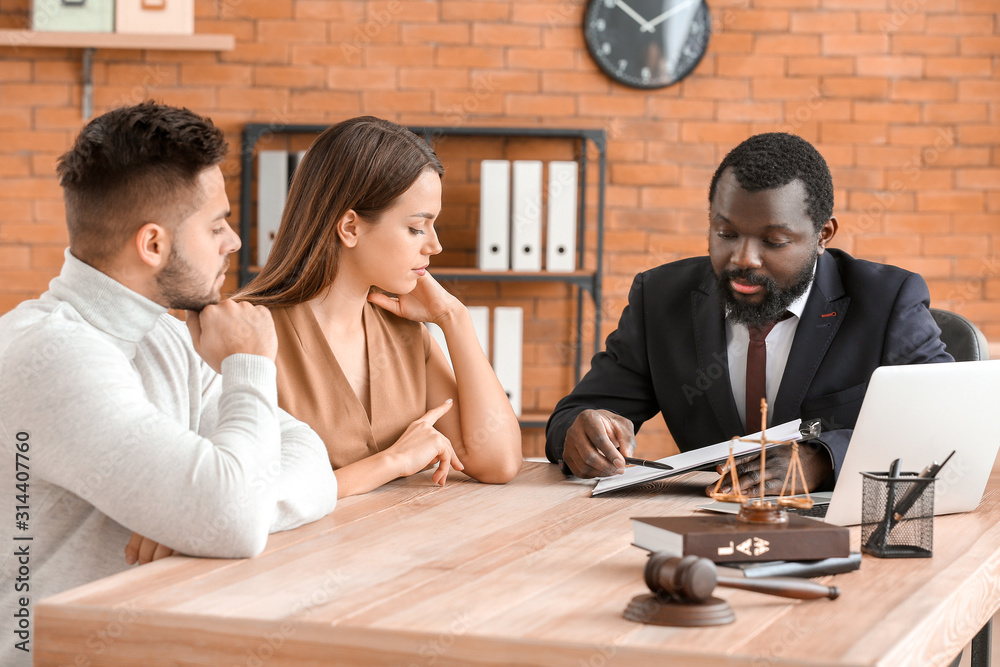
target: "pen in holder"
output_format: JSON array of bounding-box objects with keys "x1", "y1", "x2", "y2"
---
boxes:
[{"x1": 860, "y1": 470, "x2": 935, "y2": 558}]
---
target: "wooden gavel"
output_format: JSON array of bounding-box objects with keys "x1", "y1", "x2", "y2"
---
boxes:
[{"x1": 645, "y1": 553, "x2": 841, "y2": 603}]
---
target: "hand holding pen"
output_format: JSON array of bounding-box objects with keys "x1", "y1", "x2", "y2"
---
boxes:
[{"x1": 560, "y1": 409, "x2": 639, "y2": 478}]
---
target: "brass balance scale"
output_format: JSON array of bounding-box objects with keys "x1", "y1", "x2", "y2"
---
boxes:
[{"x1": 710, "y1": 399, "x2": 819, "y2": 524}]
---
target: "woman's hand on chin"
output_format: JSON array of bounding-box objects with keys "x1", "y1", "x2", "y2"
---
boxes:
[{"x1": 367, "y1": 272, "x2": 462, "y2": 324}]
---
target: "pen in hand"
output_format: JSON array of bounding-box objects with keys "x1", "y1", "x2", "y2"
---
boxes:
[{"x1": 623, "y1": 456, "x2": 673, "y2": 471}]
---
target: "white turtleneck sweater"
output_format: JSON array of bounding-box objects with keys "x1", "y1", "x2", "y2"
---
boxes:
[{"x1": 0, "y1": 250, "x2": 339, "y2": 666}]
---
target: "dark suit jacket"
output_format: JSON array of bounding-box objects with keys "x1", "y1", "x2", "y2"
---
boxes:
[{"x1": 545, "y1": 249, "x2": 953, "y2": 479}]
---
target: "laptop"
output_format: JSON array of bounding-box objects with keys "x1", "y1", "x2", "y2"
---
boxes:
[
  {"x1": 696, "y1": 361, "x2": 1000, "y2": 525},
  {"x1": 819, "y1": 360, "x2": 1000, "y2": 526}
]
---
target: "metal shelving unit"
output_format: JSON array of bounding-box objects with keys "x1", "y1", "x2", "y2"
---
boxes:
[{"x1": 239, "y1": 124, "x2": 606, "y2": 429}]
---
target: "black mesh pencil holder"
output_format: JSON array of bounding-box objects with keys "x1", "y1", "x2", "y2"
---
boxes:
[{"x1": 860, "y1": 471, "x2": 935, "y2": 558}]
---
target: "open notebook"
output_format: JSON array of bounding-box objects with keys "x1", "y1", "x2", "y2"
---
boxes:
[{"x1": 591, "y1": 419, "x2": 801, "y2": 496}]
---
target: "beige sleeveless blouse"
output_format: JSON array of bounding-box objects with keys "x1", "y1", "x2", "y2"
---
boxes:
[{"x1": 270, "y1": 301, "x2": 431, "y2": 470}]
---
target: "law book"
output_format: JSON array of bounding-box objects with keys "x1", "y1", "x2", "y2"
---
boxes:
[
  {"x1": 631, "y1": 514, "x2": 850, "y2": 564},
  {"x1": 716, "y1": 552, "x2": 862, "y2": 579}
]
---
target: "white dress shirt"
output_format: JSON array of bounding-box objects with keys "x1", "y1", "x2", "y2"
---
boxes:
[{"x1": 727, "y1": 275, "x2": 815, "y2": 429}]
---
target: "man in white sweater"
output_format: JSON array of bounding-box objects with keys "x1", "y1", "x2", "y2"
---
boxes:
[{"x1": 0, "y1": 102, "x2": 339, "y2": 665}]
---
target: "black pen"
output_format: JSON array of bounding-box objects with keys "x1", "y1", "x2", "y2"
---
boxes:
[
  {"x1": 624, "y1": 456, "x2": 673, "y2": 471},
  {"x1": 892, "y1": 450, "x2": 955, "y2": 522},
  {"x1": 883, "y1": 457, "x2": 903, "y2": 523},
  {"x1": 864, "y1": 458, "x2": 902, "y2": 550}
]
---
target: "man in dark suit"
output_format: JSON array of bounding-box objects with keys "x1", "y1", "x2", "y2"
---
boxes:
[{"x1": 546, "y1": 133, "x2": 952, "y2": 494}]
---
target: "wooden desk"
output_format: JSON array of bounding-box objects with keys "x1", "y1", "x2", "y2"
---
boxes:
[{"x1": 35, "y1": 463, "x2": 1000, "y2": 666}]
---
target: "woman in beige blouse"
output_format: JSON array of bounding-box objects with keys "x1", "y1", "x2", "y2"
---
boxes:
[{"x1": 237, "y1": 117, "x2": 522, "y2": 497}]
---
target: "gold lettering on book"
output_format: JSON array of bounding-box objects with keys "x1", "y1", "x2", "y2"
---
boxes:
[
  {"x1": 753, "y1": 537, "x2": 770, "y2": 556},
  {"x1": 735, "y1": 537, "x2": 771, "y2": 557}
]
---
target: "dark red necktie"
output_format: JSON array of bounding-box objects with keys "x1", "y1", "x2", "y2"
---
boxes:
[{"x1": 745, "y1": 313, "x2": 791, "y2": 434}]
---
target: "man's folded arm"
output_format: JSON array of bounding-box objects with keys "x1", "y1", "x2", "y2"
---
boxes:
[
  {"x1": 545, "y1": 271, "x2": 660, "y2": 463},
  {"x1": 3, "y1": 334, "x2": 286, "y2": 558},
  {"x1": 270, "y1": 409, "x2": 338, "y2": 532},
  {"x1": 193, "y1": 329, "x2": 338, "y2": 534}
]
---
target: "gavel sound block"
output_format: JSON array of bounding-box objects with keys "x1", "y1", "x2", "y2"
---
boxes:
[{"x1": 624, "y1": 553, "x2": 841, "y2": 627}]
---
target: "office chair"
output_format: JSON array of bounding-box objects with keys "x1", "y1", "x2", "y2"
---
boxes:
[
  {"x1": 931, "y1": 308, "x2": 990, "y2": 362},
  {"x1": 937, "y1": 301, "x2": 994, "y2": 667}
]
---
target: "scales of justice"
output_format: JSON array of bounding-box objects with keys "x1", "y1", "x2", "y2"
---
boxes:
[
  {"x1": 623, "y1": 401, "x2": 838, "y2": 628},
  {"x1": 710, "y1": 398, "x2": 817, "y2": 524}
]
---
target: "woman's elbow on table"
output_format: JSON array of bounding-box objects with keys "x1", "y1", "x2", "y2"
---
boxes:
[{"x1": 469, "y1": 456, "x2": 522, "y2": 485}]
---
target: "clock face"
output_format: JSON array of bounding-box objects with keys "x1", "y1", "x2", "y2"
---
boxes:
[{"x1": 583, "y1": 0, "x2": 712, "y2": 90}]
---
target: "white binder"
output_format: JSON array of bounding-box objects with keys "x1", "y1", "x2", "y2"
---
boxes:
[
  {"x1": 427, "y1": 307, "x2": 489, "y2": 370},
  {"x1": 425, "y1": 323, "x2": 452, "y2": 369},
  {"x1": 468, "y1": 306, "x2": 490, "y2": 357},
  {"x1": 546, "y1": 161, "x2": 578, "y2": 272},
  {"x1": 289, "y1": 149, "x2": 307, "y2": 178},
  {"x1": 511, "y1": 160, "x2": 543, "y2": 272},
  {"x1": 492, "y1": 307, "x2": 523, "y2": 416},
  {"x1": 477, "y1": 160, "x2": 510, "y2": 271},
  {"x1": 257, "y1": 150, "x2": 288, "y2": 267}
]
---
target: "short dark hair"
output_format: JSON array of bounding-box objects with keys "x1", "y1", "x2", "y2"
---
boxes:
[
  {"x1": 56, "y1": 101, "x2": 228, "y2": 264},
  {"x1": 708, "y1": 132, "x2": 833, "y2": 233}
]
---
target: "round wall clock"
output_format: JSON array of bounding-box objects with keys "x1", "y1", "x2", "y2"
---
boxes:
[{"x1": 583, "y1": 0, "x2": 712, "y2": 90}]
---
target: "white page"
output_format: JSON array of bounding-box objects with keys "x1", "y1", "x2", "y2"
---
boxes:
[{"x1": 591, "y1": 419, "x2": 802, "y2": 496}]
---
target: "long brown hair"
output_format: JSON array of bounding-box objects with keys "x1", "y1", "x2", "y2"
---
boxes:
[{"x1": 236, "y1": 116, "x2": 443, "y2": 307}]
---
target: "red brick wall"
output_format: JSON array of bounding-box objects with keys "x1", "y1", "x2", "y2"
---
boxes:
[{"x1": 1, "y1": 0, "x2": 997, "y2": 458}]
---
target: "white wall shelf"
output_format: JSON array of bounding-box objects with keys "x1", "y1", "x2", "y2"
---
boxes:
[{"x1": 0, "y1": 30, "x2": 235, "y2": 120}]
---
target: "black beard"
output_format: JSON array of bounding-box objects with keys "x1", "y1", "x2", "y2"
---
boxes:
[
  {"x1": 156, "y1": 247, "x2": 225, "y2": 312},
  {"x1": 716, "y1": 256, "x2": 816, "y2": 328}
]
